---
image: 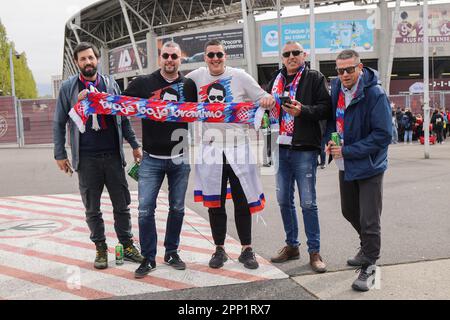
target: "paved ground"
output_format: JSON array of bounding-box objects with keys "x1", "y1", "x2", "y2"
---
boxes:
[
  {"x1": 0, "y1": 141, "x2": 449, "y2": 299},
  {"x1": 0, "y1": 191, "x2": 287, "y2": 300}
]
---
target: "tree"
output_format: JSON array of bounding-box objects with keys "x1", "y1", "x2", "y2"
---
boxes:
[
  {"x1": 0, "y1": 20, "x2": 11, "y2": 97},
  {"x1": 0, "y1": 19, "x2": 38, "y2": 99}
]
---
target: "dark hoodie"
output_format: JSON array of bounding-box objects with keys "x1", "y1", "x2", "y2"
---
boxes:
[
  {"x1": 266, "y1": 63, "x2": 332, "y2": 150},
  {"x1": 326, "y1": 67, "x2": 392, "y2": 181}
]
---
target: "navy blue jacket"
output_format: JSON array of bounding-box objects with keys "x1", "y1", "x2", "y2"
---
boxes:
[{"x1": 325, "y1": 67, "x2": 392, "y2": 181}]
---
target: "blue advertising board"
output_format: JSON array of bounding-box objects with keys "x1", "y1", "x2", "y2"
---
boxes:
[{"x1": 261, "y1": 20, "x2": 374, "y2": 57}]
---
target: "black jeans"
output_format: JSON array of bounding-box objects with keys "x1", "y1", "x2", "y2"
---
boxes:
[
  {"x1": 339, "y1": 171, "x2": 384, "y2": 265},
  {"x1": 78, "y1": 152, "x2": 133, "y2": 245},
  {"x1": 208, "y1": 154, "x2": 252, "y2": 246}
]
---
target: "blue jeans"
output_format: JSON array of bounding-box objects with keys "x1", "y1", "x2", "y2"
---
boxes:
[
  {"x1": 392, "y1": 125, "x2": 398, "y2": 144},
  {"x1": 404, "y1": 130, "x2": 413, "y2": 143},
  {"x1": 138, "y1": 152, "x2": 190, "y2": 261},
  {"x1": 275, "y1": 147, "x2": 321, "y2": 253}
]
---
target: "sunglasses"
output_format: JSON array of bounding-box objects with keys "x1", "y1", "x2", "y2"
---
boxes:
[
  {"x1": 161, "y1": 53, "x2": 179, "y2": 60},
  {"x1": 282, "y1": 50, "x2": 303, "y2": 58},
  {"x1": 336, "y1": 64, "x2": 360, "y2": 75},
  {"x1": 206, "y1": 52, "x2": 225, "y2": 59},
  {"x1": 209, "y1": 95, "x2": 224, "y2": 102}
]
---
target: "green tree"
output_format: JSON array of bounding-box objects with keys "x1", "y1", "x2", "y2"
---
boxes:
[
  {"x1": 0, "y1": 20, "x2": 11, "y2": 96},
  {"x1": 0, "y1": 19, "x2": 38, "y2": 99}
]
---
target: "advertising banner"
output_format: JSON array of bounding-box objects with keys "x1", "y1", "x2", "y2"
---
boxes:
[
  {"x1": 158, "y1": 28, "x2": 244, "y2": 64},
  {"x1": 261, "y1": 20, "x2": 374, "y2": 56},
  {"x1": 395, "y1": 8, "x2": 450, "y2": 44},
  {"x1": 108, "y1": 41, "x2": 148, "y2": 75}
]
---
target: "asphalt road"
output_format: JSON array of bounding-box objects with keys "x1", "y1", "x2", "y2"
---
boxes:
[{"x1": 1, "y1": 141, "x2": 449, "y2": 299}]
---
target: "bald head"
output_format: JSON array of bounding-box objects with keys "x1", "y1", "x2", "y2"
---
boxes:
[{"x1": 281, "y1": 42, "x2": 307, "y2": 75}]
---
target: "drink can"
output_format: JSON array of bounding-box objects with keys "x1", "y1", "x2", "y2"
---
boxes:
[
  {"x1": 331, "y1": 132, "x2": 341, "y2": 146},
  {"x1": 262, "y1": 113, "x2": 269, "y2": 129},
  {"x1": 115, "y1": 243, "x2": 124, "y2": 265},
  {"x1": 127, "y1": 162, "x2": 140, "y2": 182}
]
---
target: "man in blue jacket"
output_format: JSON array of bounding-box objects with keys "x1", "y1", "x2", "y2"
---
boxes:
[
  {"x1": 53, "y1": 42, "x2": 144, "y2": 269},
  {"x1": 325, "y1": 49, "x2": 392, "y2": 291}
]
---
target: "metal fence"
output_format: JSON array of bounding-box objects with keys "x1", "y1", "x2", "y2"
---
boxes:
[
  {"x1": 2, "y1": 92, "x2": 450, "y2": 147},
  {"x1": 0, "y1": 96, "x2": 142, "y2": 147},
  {"x1": 0, "y1": 96, "x2": 19, "y2": 145},
  {"x1": 389, "y1": 91, "x2": 450, "y2": 114}
]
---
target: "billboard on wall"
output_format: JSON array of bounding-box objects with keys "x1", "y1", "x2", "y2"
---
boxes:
[
  {"x1": 395, "y1": 8, "x2": 450, "y2": 44},
  {"x1": 108, "y1": 41, "x2": 148, "y2": 75},
  {"x1": 261, "y1": 20, "x2": 374, "y2": 57},
  {"x1": 157, "y1": 28, "x2": 245, "y2": 64}
]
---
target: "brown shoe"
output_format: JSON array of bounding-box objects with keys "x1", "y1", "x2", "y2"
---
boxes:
[
  {"x1": 309, "y1": 252, "x2": 327, "y2": 273},
  {"x1": 270, "y1": 245, "x2": 300, "y2": 263}
]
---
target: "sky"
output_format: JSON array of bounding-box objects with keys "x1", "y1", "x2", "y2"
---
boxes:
[
  {"x1": 0, "y1": 0, "x2": 449, "y2": 97},
  {"x1": 0, "y1": 0, "x2": 99, "y2": 96}
]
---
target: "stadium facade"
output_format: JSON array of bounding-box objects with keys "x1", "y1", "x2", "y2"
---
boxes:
[{"x1": 63, "y1": 0, "x2": 450, "y2": 112}]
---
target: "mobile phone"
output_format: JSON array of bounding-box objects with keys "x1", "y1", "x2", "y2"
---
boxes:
[{"x1": 279, "y1": 96, "x2": 292, "y2": 108}]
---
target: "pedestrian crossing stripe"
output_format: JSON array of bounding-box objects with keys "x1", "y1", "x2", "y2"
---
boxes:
[{"x1": 0, "y1": 191, "x2": 287, "y2": 300}]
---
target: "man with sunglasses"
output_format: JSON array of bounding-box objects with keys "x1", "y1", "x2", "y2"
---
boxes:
[
  {"x1": 325, "y1": 49, "x2": 392, "y2": 291},
  {"x1": 185, "y1": 39, "x2": 275, "y2": 270},
  {"x1": 122, "y1": 41, "x2": 197, "y2": 278},
  {"x1": 267, "y1": 41, "x2": 331, "y2": 274}
]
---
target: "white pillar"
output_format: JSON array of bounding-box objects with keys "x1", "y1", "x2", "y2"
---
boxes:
[
  {"x1": 147, "y1": 31, "x2": 158, "y2": 72},
  {"x1": 276, "y1": 0, "x2": 282, "y2": 69},
  {"x1": 385, "y1": 0, "x2": 401, "y2": 95},
  {"x1": 241, "y1": 0, "x2": 256, "y2": 78},
  {"x1": 119, "y1": 0, "x2": 144, "y2": 74},
  {"x1": 100, "y1": 47, "x2": 109, "y2": 75},
  {"x1": 423, "y1": 0, "x2": 430, "y2": 159},
  {"x1": 309, "y1": 0, "x2": 316, "y2": 70}
]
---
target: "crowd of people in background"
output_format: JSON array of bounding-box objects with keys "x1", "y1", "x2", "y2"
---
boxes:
[{"x1": 391, "y1": 106, "x2": 449, "y2": 145}]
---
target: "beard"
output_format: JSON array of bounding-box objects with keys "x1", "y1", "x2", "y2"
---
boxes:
[
  {"x1": 80, "y1": 65, "x2": 97, "y2": 78},
  {"x1": 162, "y1": 64, "x2": 177, "y2": 75}
]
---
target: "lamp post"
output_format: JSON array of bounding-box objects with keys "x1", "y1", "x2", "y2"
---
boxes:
[
  {"x1": 423, "y1": 0, "x2": 430, "y2": 159},
  {"x1": 9, "y1": 47, "x2": 24, "y2": 147}
]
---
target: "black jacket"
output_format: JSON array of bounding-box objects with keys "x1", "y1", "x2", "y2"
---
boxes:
[{"x1": 267, "y1": 64, "x2": 332, "y2": 150}]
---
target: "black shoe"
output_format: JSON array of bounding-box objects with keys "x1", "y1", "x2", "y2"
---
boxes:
[
  {"x1": 123, "y1": 242, "x2": 145, "y2": 263},
  {"x1": 238, "y1": 247, "x2": 259, "y2": 269},
  {"x1": 347, "y1": 248, "x2": 364, "y2": 266},
  {"x1": 164, "y1": 252, "x2": 186, "y2": 270},
  {"x1": 209, "y1": 247, "x2": 228, "y2": 269},
  {"x1": 134, "y1": 258, "x2": 156, "y2": 279}
]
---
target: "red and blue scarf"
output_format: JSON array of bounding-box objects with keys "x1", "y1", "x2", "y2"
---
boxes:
[
  {"x1": 336, "y1": 79, "x2": 362, "y2": 143},
  {"x1": 270, "y1": 65, "x2": 304, "y2": 144},
  {"x1": 336, "y1": 90, "x2": 346, "y2": 142},
  {"x1": 69, "y1": 91, "x2": 262, "y2": 133},
  {"x1": 79, "y1": 74, "x2": 107, "y2": 130}
]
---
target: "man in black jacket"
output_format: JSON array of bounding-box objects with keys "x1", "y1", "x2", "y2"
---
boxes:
[
  {"x1": 267, "y1": 41, "x2": 332, "y2": 273},
  {"x1": 122, "y1": 41, "x2": 197, "y2": 278}
]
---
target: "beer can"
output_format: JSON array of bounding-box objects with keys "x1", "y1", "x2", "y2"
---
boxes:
[
  {"x1": 127, "y1": 162, "x2": 140, "y2": 182},
  {"x1": 261, "y1": 113, "x2": 269, "y2": 129},
  {"x1": 115, "y1": 243, "x2": 124, "y2": 265},
  {"x1": 331, "y1": 132, "x2": 341, "y2": 146}
]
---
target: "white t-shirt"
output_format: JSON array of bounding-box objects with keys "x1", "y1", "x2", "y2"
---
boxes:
[{"x1": 186, "y1": 66, "x2": 270, "y2": 145}]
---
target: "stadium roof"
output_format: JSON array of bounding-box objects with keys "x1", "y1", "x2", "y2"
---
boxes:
[{"x1": 62, "y1": 0, "x2": 386, "y2": 78}]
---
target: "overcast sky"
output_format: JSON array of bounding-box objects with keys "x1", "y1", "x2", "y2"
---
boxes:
[
  {"x1": 0, "y1": 0, "x2": 98, "y2": 96},
  {"x1": 1, "y1": 0, "x2": 448, "y2": 96}
]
